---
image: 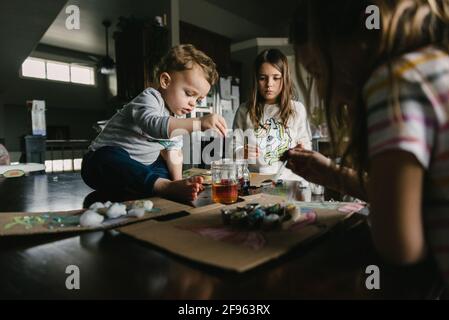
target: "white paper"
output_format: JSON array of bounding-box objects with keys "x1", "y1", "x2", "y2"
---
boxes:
[
  {"x1": 221, "y1": 99, "x2": 234, "y2": 128},
  {"x1": 219, "y1": 77, "x2": 232, "y2": 100},
  {"x1": 232, "y1": 97, "x2": 240, "y2": 112},
  {"x1": 198, "y1": 96, "x2": 208, "y2": 107},
  {"x1": 231, "y1": 85, "x2": 239, "y2": 98},
  {"x1": 31, "y1": 100, "x2": 46, "y2": 136}
]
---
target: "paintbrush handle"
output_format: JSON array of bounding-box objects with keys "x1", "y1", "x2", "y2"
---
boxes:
[{"x1": 273, "y1": 160, "x2": 287, "y2": 182}]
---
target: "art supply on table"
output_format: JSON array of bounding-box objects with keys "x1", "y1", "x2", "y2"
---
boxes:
[
  {"x1": 220, "y1": 202, "x2": 314, "y2": 231},
  {"x1": 236, "y1": 159, "x2": 250, "y2": 196},
  {"x1": 0, "y1": 197, "x2": 191, "y2": 237},
  {"x1": 183, "y1": 168, "x2": 212, "y2": 184},
  {"x1": 119, "y1": 193, "x2": 363, "y2": 272},
  {"x1": 250, "y1": 173, "x2": 276, "y2": 187},
  {"x1": 272, "y1": 160, "x2": 287, "y2": 183}
]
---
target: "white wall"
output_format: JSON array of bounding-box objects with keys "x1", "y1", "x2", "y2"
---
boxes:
[
  {"x1": 0, "y1": 0, "x2": 174, "y2": 153},
  {"x1": 41, "y1": 0, "x2": 172, "y2": 56},
  {"x1": 0, "y1": 0, "x2": 69, "y2": 151},
  {"x1": 0, "y1": 0, "x2": 68, "y2": 94},
  {"x1": 3, "y1": 103, "x2": 106, "y2": 153},
  {"x1": 169, "y1": 0, "x2": 180, "y2": 46},
  {"x1": 2, "y1": 42, "x2": 110, "y2": 152}
]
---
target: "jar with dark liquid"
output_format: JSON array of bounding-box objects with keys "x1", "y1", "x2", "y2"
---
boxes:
[
  {"x1": 211, "y1": 159, "x2": 238, "y2": 204},
  {"x1": 236, "y1": 159, "x2": 250, "y2": 196}
]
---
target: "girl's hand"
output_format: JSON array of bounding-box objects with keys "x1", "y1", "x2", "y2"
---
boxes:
[
  {"x1": 281, "y1": 144, "x2": 333, "y2": 187},
  {"x1": 244, "y1": 145, "x2": 260, "y2": 160}
]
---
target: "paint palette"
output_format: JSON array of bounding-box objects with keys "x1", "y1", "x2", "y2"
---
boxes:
[
  {"x1": 2, "y1": 169, "x2": 25, "y2": 178},
  {"x1": 221, "y1": 202, "x2": 316, "y2": 231}
]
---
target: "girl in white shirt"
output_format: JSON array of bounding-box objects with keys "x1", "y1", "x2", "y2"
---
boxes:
[{"x1": 233, "y1": 48, "x2": 311, "y2": 181}]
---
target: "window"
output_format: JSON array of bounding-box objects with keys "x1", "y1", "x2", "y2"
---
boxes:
[
  {"x1": 21, "y1": 57, "x2": 95, "y2": 86},
  {"x1": 46, "y1": 61, "x2": 70, "y2": 82},
  {"x1": 21, "y1": 58, "x2": 46, "y2": 79},
  {"x1": 70, "y1": 65, "x2": 95, "y2": 85}
]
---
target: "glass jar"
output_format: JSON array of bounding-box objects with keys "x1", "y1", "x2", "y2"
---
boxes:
[
  {"x1": 211, "y1": 159, "x2": 238, "y2": 204},
  {"x1": 310, "y1": 183, "x2": 324, "y2": 195},
  {"x1": 236, "y1": 159, "x2": 250, "y2": 196}
]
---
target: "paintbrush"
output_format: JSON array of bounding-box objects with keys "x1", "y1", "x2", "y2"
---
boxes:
[{"x1": 272, "y1": 160, "x2": 288, "y2": 182}]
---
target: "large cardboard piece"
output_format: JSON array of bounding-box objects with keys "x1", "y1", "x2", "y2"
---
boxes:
[
  {"x1": 0, "y1": 197, "x2": 191, "y2": 236},
  {"x1": 119, "y1": 194, "x2": 362, "y2": 272}
]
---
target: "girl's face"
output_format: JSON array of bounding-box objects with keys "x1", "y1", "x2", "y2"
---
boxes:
[{"x1": 257, "y1": 62, "x2": 283, "y2": 104}]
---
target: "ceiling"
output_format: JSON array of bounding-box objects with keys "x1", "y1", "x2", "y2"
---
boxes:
[
  {"x1": 39, "y1": 0, "x2": 299, "y2": 56},
  {"x1": 204, "y1": 0, "x2": 299, "y2": 27},
  {"x1": 0, "y1": 0, "x2": 67, "y2": 93},
  {"x1": 40, "y1": 0, "x2": 170, "y2": 56}
]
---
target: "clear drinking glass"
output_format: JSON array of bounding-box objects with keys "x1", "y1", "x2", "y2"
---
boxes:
[
  {"x1": 310, "y1": 183, "x2": 324, "y2": 195},
  {"x1": 235, "y1": 159, "x2": 250, "y2": 196}
]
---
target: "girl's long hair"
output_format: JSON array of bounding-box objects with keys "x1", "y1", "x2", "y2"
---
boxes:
[
  {"x1": 247, "y1": 49, "x2": 296, "y2": 127},
  {"x1": 290, "y1": 0, "x2": 449, "y2": 192}
]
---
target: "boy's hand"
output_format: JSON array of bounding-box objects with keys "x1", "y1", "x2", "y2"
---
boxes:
[{"x1": 200, "y1": 114, "x2": 227, "y2": 136}]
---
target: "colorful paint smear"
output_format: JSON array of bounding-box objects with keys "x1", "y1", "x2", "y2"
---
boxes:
[{"x1": 3, "y1": 213, "x2": 80, "y2": 230}]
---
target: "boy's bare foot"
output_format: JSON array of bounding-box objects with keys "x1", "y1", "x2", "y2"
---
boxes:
[{"x1": 153, "y1": 176, "x2": 205, "y2": 202}]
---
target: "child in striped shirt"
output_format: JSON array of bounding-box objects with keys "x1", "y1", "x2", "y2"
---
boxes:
[{"x1": 286, "y1": 0, "x2": 449, "y2": 287}]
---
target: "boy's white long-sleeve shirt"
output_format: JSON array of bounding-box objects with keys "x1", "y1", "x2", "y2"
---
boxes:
[{"x1": 232, "y1": 101, "x2": 312, "y2": 181}]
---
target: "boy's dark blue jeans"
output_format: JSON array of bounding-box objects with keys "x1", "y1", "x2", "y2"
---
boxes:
[{"x1": 81, "y1": 146, "x2": 170, "y2": 197}]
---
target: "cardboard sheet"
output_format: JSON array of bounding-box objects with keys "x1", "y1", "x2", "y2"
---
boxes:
[
  {"x1": 250, "y1": 172, "x2": 276, "y2": 187},
  {"x1": 119, "y1": 194, "x2": 364, "y2": 272},
  {"x1": 0, "y1": 197, "x2": 191, "y2": 236}
]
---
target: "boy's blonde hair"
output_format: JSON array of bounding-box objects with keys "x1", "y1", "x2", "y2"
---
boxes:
[{"x1": 154, "y1": 44, "x2": 219, "y2": 86}]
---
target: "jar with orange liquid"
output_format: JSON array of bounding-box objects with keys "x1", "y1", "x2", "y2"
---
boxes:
[{"x1": 211, "y1": 159, "x2": 238, "y2": 204}]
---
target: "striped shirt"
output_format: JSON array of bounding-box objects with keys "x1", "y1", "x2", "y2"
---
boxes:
[{"x1": 363, "y1": 46, "x2": 449, "y2": 283}]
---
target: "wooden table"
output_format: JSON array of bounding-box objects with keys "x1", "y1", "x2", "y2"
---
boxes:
[{"x1": 0, "y1": 172, "x2": 443, "y2": 299}]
